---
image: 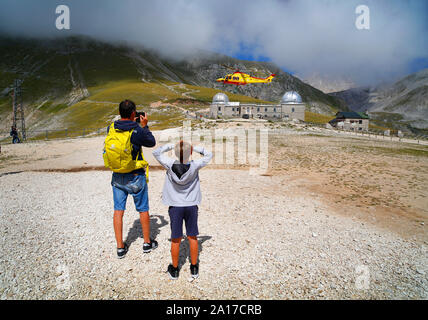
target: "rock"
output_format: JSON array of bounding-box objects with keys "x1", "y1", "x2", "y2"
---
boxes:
[{"x1": 415, "y1": 268, "x2": 425, "y2": 275}]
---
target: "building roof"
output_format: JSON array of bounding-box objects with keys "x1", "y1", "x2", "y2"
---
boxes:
[
  {"x1": 281, "y1": 91, "x2": 303, "y2": 104},
  {"x1": 212, "y1": 92, "x2": 229, "y2": 104},
  {"x1": 335, "y1": 111, "x2": 369, "y2": 119}
]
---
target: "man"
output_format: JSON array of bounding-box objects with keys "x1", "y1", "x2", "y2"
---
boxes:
[
  {"x1": 10, "y1": 126, "x2": 20, "y2": 144},
  {"x1": 104, "y1": 99, "x2": 158, "y2": 259}
]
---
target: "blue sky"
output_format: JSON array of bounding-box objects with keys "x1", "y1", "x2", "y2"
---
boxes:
[
  {"x1": 408, "y1": 58, "x2": 428, "y2": 74},
  {"x1": 0, "y1": 0, "x2": 427, "y2": 85},
  {"x1": 233, "y1": 48, "x2": 295, "y2": 75}
]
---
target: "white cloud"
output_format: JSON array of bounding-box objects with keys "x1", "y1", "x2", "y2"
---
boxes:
[{"x1": 0, "y1": 0, "x2": 427, "y2": 85}]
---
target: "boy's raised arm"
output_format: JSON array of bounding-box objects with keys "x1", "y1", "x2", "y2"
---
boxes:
[
  {"x1": 152, "y1": 143, "x2": 175, "y2": 169},
  {"x1": 193, "y1": 145, "x2": 213, "y2": 169}
]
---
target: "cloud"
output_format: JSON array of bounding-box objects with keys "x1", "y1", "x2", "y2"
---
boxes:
[{"x1": 0, "y1": 0, "x2": 427, "y2": 85}]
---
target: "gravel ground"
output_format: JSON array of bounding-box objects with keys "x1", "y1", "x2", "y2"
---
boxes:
[{"x1": 0, "y1": 169, "x2": 427, "y2": 299}]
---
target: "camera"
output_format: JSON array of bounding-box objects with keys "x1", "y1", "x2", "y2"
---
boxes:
[{"x1": 135, "y1": 111, "x2": 146, "y2": 123}]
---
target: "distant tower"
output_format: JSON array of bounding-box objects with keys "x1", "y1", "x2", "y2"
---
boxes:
[{"x1": 12, "y1": 79, "x2": 26, "y2": 141}]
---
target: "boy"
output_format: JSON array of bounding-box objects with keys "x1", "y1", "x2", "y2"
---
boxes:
[{"x1": 153, "y1": 140, "x2": 212, "y2": 279}]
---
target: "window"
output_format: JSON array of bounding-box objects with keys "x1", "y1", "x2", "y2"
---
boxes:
[
  {"x1": 292, "y1": 107, "x2": 295, "y2": 112},
  {"x1": 265, "y1": 107, "x2": 268, "y2": 112},
  {"x1": 274, "y1": 107, "x2": 276, "y2": 112},
  {"x1": 232, "y1": 107, "x2": 235, "y2": 111},
  {"x1": 218, "y1": 106, "x2": 221, "y2": 111},
  {"x1": 359, "y1": 120, "x2": 362, "y2": 124},
  {"x1": 257, "y1": 107, "x2": 260, "y2": 112}
]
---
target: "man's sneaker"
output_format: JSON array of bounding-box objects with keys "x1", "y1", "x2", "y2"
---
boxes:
[
  {"x1": 143, "y1": 239, "x2": 158, "y2": 253},
  {"x1": 167, "y1": 264, "x2": 179, "y2": 280},
  {"x1": 190, "y1": 263, "x2": 199, "y2": 279},
  {"x1": 117, "y1": 243, "x2": 129, "y2": 259}
]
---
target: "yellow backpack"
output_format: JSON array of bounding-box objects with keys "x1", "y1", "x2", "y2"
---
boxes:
[{"x1": 103, "y1": 123, "x2": 149, "y2": 182}]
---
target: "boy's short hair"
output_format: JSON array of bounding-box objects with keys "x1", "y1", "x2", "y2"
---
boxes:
[
  {"x1": 174, "y1": 140, "x2": 192, "y2": 163},
  {"x1": 119, "y1": 99, "x2": 136, "y2": 119}
]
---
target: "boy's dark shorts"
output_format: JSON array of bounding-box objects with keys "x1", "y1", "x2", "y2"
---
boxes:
[{"x1": 168, "y1": 205, "x2": 199, "y2": 239}]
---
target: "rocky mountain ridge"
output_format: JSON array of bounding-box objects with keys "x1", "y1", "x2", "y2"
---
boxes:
[{"x1": 330, "y1": 69, "x2": 428, "y2": 131}]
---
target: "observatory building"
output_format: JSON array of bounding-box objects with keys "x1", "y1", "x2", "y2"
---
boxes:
[{"x1": 210, "y1": 91, "x2": 305, "y2": 121}]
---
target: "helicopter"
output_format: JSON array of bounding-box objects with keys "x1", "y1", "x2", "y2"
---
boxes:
[{"x1": 216, "y1": 64, "x2": 276, "y2": 85}]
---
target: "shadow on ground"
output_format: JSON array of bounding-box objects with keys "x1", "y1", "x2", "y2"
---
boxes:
[
  {"x1": 125, "y1": 214, "x2": 168, "y2": 247},
  {"x1": 168, "y1": 235, "x2": 213, "y2": 268},
  {"x1": 0, "y1": 171, "x2": 23, "y2": 178}
]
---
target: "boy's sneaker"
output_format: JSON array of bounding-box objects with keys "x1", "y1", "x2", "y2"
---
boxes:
[
  {"x1": 143, "y1": 239, "x2": 158, "y2": 253},
  {"x1": 190, "y1": 263, "x2": 199, "y2": 279},
  {"x1": 167, "y1": 264, "x2": 179, "y2": 280},
  {"x1": 117, "y1": 243, "x2": 129, "y2": 259}
]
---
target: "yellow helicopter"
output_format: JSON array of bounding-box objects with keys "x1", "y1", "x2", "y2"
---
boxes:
[{"x1": 216, "y1": 65, "x2": 276, "y2": 85}]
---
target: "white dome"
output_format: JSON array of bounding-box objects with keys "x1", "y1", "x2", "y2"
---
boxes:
[
  {"x1": 212, "y1": 92, "x2": 229, "y2": 104},
  {"x1": 281, "y1": 91, "x2": 302, "y2": 104}
]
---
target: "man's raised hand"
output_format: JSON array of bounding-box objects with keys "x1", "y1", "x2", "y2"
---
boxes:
[{"x1": 140, "y1": 113, "x2": 148, "y2": 127}]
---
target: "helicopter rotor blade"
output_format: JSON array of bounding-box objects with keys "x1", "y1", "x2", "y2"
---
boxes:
[
  {"x1": 221, "y1": 64, "x2": 236, "y2": 71},
  {"x1": 221, "y1": 63, "x2": 248, "y2": 73}
]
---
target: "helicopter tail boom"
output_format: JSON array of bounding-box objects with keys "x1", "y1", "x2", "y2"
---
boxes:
[{"x1": 266, "y1": 74, "x2": 276, "y2": 81}]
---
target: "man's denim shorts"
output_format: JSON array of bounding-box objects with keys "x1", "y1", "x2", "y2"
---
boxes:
[{"x1": 111, "y1": 172, "x2": 149, "y2": 212}]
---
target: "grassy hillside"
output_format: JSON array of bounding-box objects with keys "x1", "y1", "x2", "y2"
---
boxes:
[
  {"x1": 88, "y1": 81, "x2": 179, "y2": 104},
  {"x1": 0, "y1": 36, "x2": 349, "y2": 137},
  {"x1": 304, "y1": 111, "x2": 335, "y2": 124},
  {"x1": 52, "y1": 80, "x2": 276, "y2": 132}
]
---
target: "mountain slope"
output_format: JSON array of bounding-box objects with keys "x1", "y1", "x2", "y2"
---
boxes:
[
  {"x1": 330, "y1": 69, "x2": 428, "y2": 132},
  {"x1": 296, "y1": 72, "x2": 356, "y2": 93},
  {"x1": 0, "y1": 36, "x2": 348, "y2": 133},
  {"x1": 169, "y1": 52, "x2": 348, "y2": 114}
]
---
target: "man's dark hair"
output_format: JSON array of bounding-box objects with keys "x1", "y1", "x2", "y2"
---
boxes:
[{"x1": 119, "y1": 99, "x2": 136, "y2": 119}]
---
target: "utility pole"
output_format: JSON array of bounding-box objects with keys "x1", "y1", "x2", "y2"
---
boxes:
[{"x1": 12, "y1": 79, "x2": 26, "y2": 141}]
